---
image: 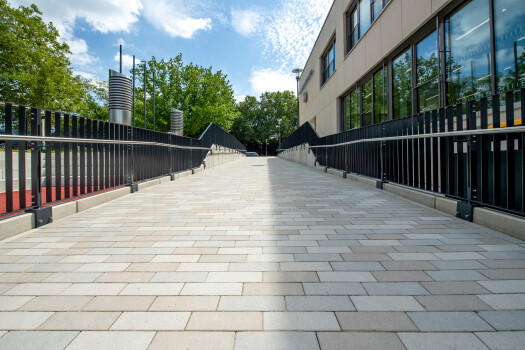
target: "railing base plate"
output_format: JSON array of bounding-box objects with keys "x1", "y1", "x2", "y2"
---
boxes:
[
  {"x1": 456, "y1": 201, "x2": 475, "y2": 222},
  {"x1": 376, "y1": 181, "x2": 386, "y2": 190},
  {"x1": 171, "y1": 174, "x2": 176, "y2": 181},
  {"x1": 26, "y1": 207, "x2": 52, "y2": 228},
  {"x1": 128, "y1": 183, "x2": 139, "y2": 193}
]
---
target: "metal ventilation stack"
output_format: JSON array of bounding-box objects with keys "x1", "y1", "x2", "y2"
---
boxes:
[
  {"x1": 170, "y1": 108, "x2": 184, "y2": 136},
  {"x1": 108, "y1": 70, "x2": 132, "y2": 126}
]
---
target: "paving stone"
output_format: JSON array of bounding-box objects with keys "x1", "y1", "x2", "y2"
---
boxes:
[
  {"x1": 302, "y1": 282, "x2": 366, "y2": 295},
  {"x1": 263, "y1": 272, "x2": 319, "y2": 282},
  {"x1": 19, "y1": 296, "x2": 92, "y2": 311},
  {"x1": 43, "y1": 273, "x2": 102, "y2": 283},
  {"x1": 5, "y1": 283, "x2": 70, "y2": 296},
  {"x1": 420, "y1": 281, "x2": 490, "y2": 295},
  {"x1": 478, "y1": 280, "x2": 525, "y2": 293},
  {"x1": 380, "y1": 260, "x2": 437, "y2": 271},
  {"x1": 180, "y1": 283, "x2": 243, "y2": 295},
  {"x1": 119, "y1": 283, "x2": 183, "y2": 295},
  {"x1": 38, "y1": 312, "x2": 120, "y2": 330},
  {"x1": 398, "y1": 333, "x2": 489, "y2": 350},
  {"x1": 336, "y1": 311, "x2": 418, "y2": 331},
  {"x1": 0, "y1": 312, "x2": 53, "y2": 330},
  {"x1": 415, "y1": 295, "x2": 492, "y2": 311},
  {"x1": 426, "y1": 270, "x2": 487, "y2": 281},
  {"x1": 235, "y1": 332, "x2": 319, "y2": 350},
  {"x1": 351, "y1": 296, "x2": 424, "y2": 311},
  {"x1": 340, "y1": 253, "x2": 391, "y2": 261},
  {"x1": 407, "y1": 312, "x2": 493, "y2": 331},
  {"x1": 479, "y1": 269, "x2": 525, "y2": 280},
  {"x1": 478, "y1": 311, "x2": 525, "y2": 330},
  {"x1": 66, "y1": 331, "x2": 155, "y2": 350},
  {"x1": 330, "y1": 262, "x2": 385, "y2": 271},
  {"x1": 478, "y1": 294, "x2": 525, "y2": 310},
  {"x1": 60, "y1": 283, "x2": 126, "y2": 296},
  {"x1": 372, "y1": 271, "x2": 433, "y2": 282},
  {"x1": 206, "y1": 272, "x2": 262, "y2": 282},
  {"x1": 219, "y1": 296, "x2": 285, "y2": 311},
  {"x1": 149, "y1": 332, "x2": 234, "y2": 350},
  {"x1": 263, "y1": 312, "x2": 340, "y2": 331},
  {"x1": 186, "y1": 312, "x2": 262, "y2": 330},
  {"x1": 149, "y1": 296, "x2": 219, "y2": 311},
  {"x1": 111, "y1": 312, "x2": 190, "y2": 330},
  {"x1": 317, "y1": 332, "x2": 405, "y2": 350},
  {"x1": 0, "y1": 296, "x2": 33, "y2": 311},
  {"x1": 285, "y1": 296, "x2": 355, "y2": 311},
  {"x1": 475, "y1": 331, "x2": 525, "y2": 350},
  {"x1": 83, "y1": 296, "x2": 155, "y2": 311},
  {"x1": 0, "y1": 331, "x2": 78, "y2": 350},
  {"x1": 243, "y1": 283, "x2": 304, "y2": 295}
]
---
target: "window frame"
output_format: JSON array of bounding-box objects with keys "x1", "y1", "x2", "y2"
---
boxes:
[{"x1": 321, "y1": 36, "x2": 337, "y2": 87}]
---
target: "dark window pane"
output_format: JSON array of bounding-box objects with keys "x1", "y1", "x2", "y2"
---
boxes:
[
  {"x1": 351, "y1": 89, "x2": 360, "y2": 129},
  {"x1": 372, "y1": 0, "x2": 383, "y2": 21},
  {"x1": 344, "y1": 94, "x2": 351, "y2": 130},
  {"x1": 362, "y1": 79, "x2": 373, "y2": 126},
  {"x1": 445, "y1": 0, "x2": 491, "y2": 104},
  {"x1": 416, "y1": 31, "x2": 438, "y2": 86},
  {"x1": 494, "y1": 0, "x2": 525, "y2": 91},
  {"x1": 360, "y1": 0, "x2": 371, "y2": 38},
  {"x1": 393, "y1": 49, "x2": 413, "y2": 118},
  {"x1": 374, "y1": 69, "x2": 387, "y2": 123},
  {"x1": 418, "y1": 80, "x2": 439, "y2": 112}
]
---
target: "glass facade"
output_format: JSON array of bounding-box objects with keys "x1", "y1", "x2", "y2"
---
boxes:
[
  {"x1": 494, "y1": 0, "x2": 525, "y2": 91},
  {"x1": 322, "y1": 40, "x2": 336, "y2": 85},
  {"x1": 393, "y1": 48, "x2": 412, "y2": 119},
  {"x1": 338, "y1": 0, "x2": 522, "y2": 132},
  {"x1": 416, "y1": 31, "x2": 439, "y2": 112},
  {"x1": 445, "y1": 0, "x2": 492, "y2": 104}
]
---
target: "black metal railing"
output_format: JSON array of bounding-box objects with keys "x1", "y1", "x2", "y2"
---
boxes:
[
  {"x1": 0, "y1": 102, "x2": 245, "y2": 220},
  {"x1": 278, "y1": 88, "x2": 525, "y2": 218}
]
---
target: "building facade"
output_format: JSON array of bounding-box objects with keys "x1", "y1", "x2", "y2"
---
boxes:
[{"x1": 298, "y1": 0, "x2": 524, "y2": 136}]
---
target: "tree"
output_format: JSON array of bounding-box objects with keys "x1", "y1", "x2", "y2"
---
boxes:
[
  {"x1": 132, "y1": 55, "x2": 239, "y2": 137},
  {"x1": 0, "y1": 1, "x2": 88, "y2": 112},
  {"x1": 231, "y1": 91, "x2": 297, "y2": 153}
]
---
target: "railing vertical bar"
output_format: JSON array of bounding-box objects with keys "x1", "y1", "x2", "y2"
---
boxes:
[
  {"x1": 54, "y1": 113, "x2": 62, "y2": 201},
  {"x1": 505, "y1": 92, "x2": 515, "y2": 210},
  {"x1": 418, "y1": 113, "x2": 425, "y2": 189},
  {"x1": 456, "y1": 103, "x2": 464, "y2": 198},
  {"x1": 425, "y1": 111, "x2": 431, "y2": 191},
  {"x1": 18, "y1": 106, "x2": 27, "y2": 209},
  {"x1": 492, "y1": 95, "x2": 501, "y2": 207},
  {"x1": 105, "y1": 122, "x2": 110, "y2": 189},
  {"x1": 86, "y1": 119, "x2": 92, "y2": 193},
  {"x1": 63, "y1": 114, "x2": 70, "y2": 199},
  {"x1": 431, "y1": 110, "x2": 438, "y2": 192},
  {"x1": 480, "y1": 98, "x2": 488, "y2": 203},
  {"x1": 5, "y1": 103, "x2": 13, "y2": 212},
  {"x1": 45, "y1": 111, "x2": 52, "y2": 203},
  {"x1": 79, "y1": 117, "x2": 85, "y2": 195},
  {"x1": 30, "y1": 107, "x2": 41, "y2": 208},
  {"x1": 438, "y1": 108, "x2": 446, "y2": 194},
  {"x1": 72, "y1": 115, "x2": 78, "y2": 197}
]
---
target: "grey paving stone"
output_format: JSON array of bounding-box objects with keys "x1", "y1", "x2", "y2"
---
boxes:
[
  {"x1": 475, "y1": 331, "x2": 525, "y2": 350},
  {"x1": 336, "y1": 312, "x2": 418, "y2": 331},
  {"x1": 398, "y1": 332, "x2": 489, "y2": 350},
  {"x1": 479, "y1": 269, "x2": 525, "y2": 280},
  {"x1": 420, "y1": 281, "x2": 490, "y2": 295},
  {"x1": 430, "y1": 260, "x2": 486, "y2": 270},
  {"x1": 235, "y1": 332, "x2": 320, "y2": 350},
  {"x1": 0, "y1": 331, "x2": 78, "y2": 350},
  {"x1": 407, "y1": 312, "x2": 493, "y2": 331},
  {"x1": 293, "y1": 254, "x2": 342, "y2": 262},
  {"x1": 285, "y1": 296, "x2": 355, "y2": 311},
  {"x1": 149, "y1": 332, "x2": 234, "y2": 350},
  {"x1": 218, "y1": 296, "x2": 285, "y2": 311},
  {"x1": 363, "y1": 282, "x2": 429, "y2": 295},
  {"x1": 426, "y1": 270, "x2": 487, "y2": 281},
  {"x1": 380, "y1": 260, "x2": 437, "y2": 271},
  {"x1": 263, "y1": 272, "x2": 319, "y2": 282},
  {"x1": 478, "y1": 294, "x2": 525, "y2": 310},
  {"x1": 302, "y1": 282, "x2": 366, "y2": 295},
  {"x1": 478, "y1": 280, "x2": 525, "y2": 293},
  {"x1": 330, "y1": 262, "x2": 385, "y2": 271},
  {"x1": 478, "y1": 311, "x2": 525, "y2": 330},
  {"x1": 415, "y1": 295, "x2": 492, "y2": 311},
  {"x1": 263, "y1": 312, "x2": 340, "y2": 331},
  {"x1": 317, "y1": 332, "x2": 405, "y2": 350},
  {"x1": 351, "y1": 296, "x2": 424, "y2": 311},
  {"x1": 372, "y1": 271, "x2": 433, "y2": 282}
]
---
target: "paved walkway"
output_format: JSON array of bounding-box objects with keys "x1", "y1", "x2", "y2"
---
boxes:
[{"x1": 0, "y1": 157, "x2": 524, "y2": 349}]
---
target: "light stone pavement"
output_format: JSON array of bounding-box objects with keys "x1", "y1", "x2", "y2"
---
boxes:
[{"x1": 0, "y1": 156, "x2": 525, "y2": 349}]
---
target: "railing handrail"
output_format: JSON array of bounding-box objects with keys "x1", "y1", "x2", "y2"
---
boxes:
[
  {"x1": 0, "y1": 134, "x2": 247, "y2": 152},
  {"x1": 277, "y1": 125, "x2": 525, "y2": 151}
]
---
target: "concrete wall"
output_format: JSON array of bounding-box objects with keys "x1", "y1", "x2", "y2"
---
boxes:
[
  {"x1": 299, "y1": 0, "x2": 453, "y2": 136},
  {"x1": 278, "y1": 144, "x2": 318, "y2": 168}
]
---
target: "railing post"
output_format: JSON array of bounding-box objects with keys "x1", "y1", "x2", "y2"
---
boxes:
[
  {"x1": 457, "y1": 100, "x2": 476, "y2": 221},
  {"x1": 376, "y1": 124, "x2": 386, "y2": 189},
  {"x1": 128, "y1": 125, "x2": 138, "y2": 192},
  {"x1": 26, "y1": 108, "x2": 52, "y2": 227}
]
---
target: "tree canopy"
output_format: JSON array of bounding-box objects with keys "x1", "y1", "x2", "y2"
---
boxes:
[
  {"x1": 0, "y1": 0, "x2": 88, "y2": 113},
  {"x1": 231, "y1": 91, "x2": 297, "y2": 151},
  {"x1": 132, "y1": 55, "x2": 239, "y2": 137}
]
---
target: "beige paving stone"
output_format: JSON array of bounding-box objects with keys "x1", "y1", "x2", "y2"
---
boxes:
[
  {"x1": 186, "y1": 312, "x2": 262, "y2": 330},
  {"x1": 0, "y1": 296, "x2": 33, "y2": 310},
  {"x1": 199, "y1": 254, "x2": 247, "y2": 263},
  {"x1": 83, "y1": 296, "x2": 155, "y2": 311},
  {"x1": 95, "y1": 272, "x2": 154, "y2": 283},
  {"x1": 219, "y1": 296, "x2": 285, "y2": 311},
  {"x1": 152, "y1": 255, "x2": 200, "y2": 262},
  {"x1": 206, "y1": 272, "x2": 262, "y2": 282},
  {"x1": 0, "y1": 312, "x2": 53, "y2": 330},
  {"x1": 0, "y1": 330, "x2": 79, "y2": 350},
  {"x1": 243, "y1": 283, "x2": 304, "y2": 296},
  {"x1": 66, "y1": 331, "x2": 155, "y2": 350},
  {"x1": 5, "y1": 283, "x2": 71, "y2": 296},
  {"x1": 149, "y1": 296, "x2": 219, "y2": 311},
  {"x1": 318, "y1": 332, "x2": 405, "y2": 350},
  {"x1": 111, "y1": 312, "x2": 190, "y2": 330},
  {"x1": 149, "y1": 331, "x2": 235, "y2": 350},
  {"x1": 180, "y1": 283, "x2": 242, "y2": 295},
  {"x1": 38, "y1": 312, "x2": 120, "y2": 330},
  {"x1": 119, "y1": 283, "x2": 184, "y2": 296},
  {"x1": 0, "y1": 273, "x2": 56, "y2": 283},
  {"x1": 104, "y1": 255, "x2": 154, "y2": 263},
  {"x1": 60, "y1": 283, "x2": 127, "y2": 296},
  {"x1": 263, "y1": 312, "x2": 340, "y2": 331},
  {"x1": 177, "y1": 263, "x2": 229, "y2": 271},
  {"x1": 19, "y1": 296, "x2": 93, "y2": 311}
]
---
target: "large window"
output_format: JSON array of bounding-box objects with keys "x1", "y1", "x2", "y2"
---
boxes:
[
  {"x1": 362, "y1": 78, "x2": 373, "y2": 126},
  {"x1": 346, "y1": 0, "x2": 378, "y2": 54},
  {"x1": 322, "y1": 39, "x2": 336, "y2": 85},
  {"x1": 393, "y1": 48, "x2": 413, "y2": 119},
  {"x1": 494, "y1": 0, "x2": 525, "y2": 91},
  {"x1": 346, "y1": 7, "x2": 359, "y2": 53},
  {"x1": 372, "y1": 0, "x2": 390, "y2": 22},
  {"x1": 445, "y1": 0, "x2": 492, "y2": 104},
  {"x1": 341, "y1": 89, "x2": 360, "y2": 131},
  {"x1": 374, "y1": 69, "x2": 387, "y2": 123},
  {"x1": 416, "y1": 31, "x2": 439, "y2": 112}
]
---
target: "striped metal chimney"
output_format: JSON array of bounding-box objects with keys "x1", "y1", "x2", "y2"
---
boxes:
[
  {"x1": 109, "y1": 69, "x2": 132, "y2": 126},
  {"x1": 170, "y1": 108, "x2": 184, "y2": 136}
]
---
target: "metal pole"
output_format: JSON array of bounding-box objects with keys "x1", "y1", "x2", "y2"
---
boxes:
[
  {"x1": 143, "y1": 63, "x2": 147, "y2": 129},
  {"x1": 153, "y1": 69, "x2": 155, "y2": 131},
  {"x1": 296, "y1": 76, "x2": 300, "y2": 128},
  {"x1": 132, "y1": 55, "x2": 135, "y2": 127},
  {"x1": 119, "y1": 45, "x2": 122, "y2": 74}
]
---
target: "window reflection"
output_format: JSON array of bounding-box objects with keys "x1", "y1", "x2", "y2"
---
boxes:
[
  {"x1": 351, "y1": 89, "x2": 360, "y2": 129},
  {"x1": 343, "y1": 94, "x2": 351, "y2": 130},
  {"x1": 360, "y1": 0, "x2": 371, "y2": 36},
  {"x1": 416, "y1": 31, "x2": 439, "y2": 112},
  {"x1": 374, "y1": 69, "x2": 387, "y2": 123},
  {"x1": 362, "y1": 79, "x2": 373, "y2": 126},
  {"x1": 445, "y1": 0, "x2": 492, "y2": 104},
  {"x1": 494, "y1": 0, "x2": 525, "y2": 91},
  {"x1": 393, "y1": 49, "x2": 413, "y2": 118}
]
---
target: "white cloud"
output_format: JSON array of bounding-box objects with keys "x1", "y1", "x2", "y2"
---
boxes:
[
  {"x1": 231, "y1": 9, "x2": 263, "y2": 37},
  {"x1": 234, "y1": 95, "x2": 247, "y2": 103},
  {"x1": 74, "y1": 71, "x2": 96, "y2": 81},
  {"x1": 142, "y1": 0, "x2": 212, "y2": 39},
  {"x1": 67, "y1": 37, "x2": 98, "y2": 66},
  {"x1": 113, "y1": 53, "x2": 141, "y2": 72},
  {"x1": 250, "y1": 68, "x2": 296, "y2": 97}
]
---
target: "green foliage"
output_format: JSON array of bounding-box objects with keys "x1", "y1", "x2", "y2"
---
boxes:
[
  {"x1": 231, "y1": 91, "x2": 297, "y2": 147},
  {"x1": 132, "y1": 55, "x2": 239, "y2": 137},
  {"x1": 0, "y1": 0, "x2": 88, "y2": 112}
]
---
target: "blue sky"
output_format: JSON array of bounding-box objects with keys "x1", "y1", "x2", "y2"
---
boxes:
[{"x1": 13, "y1": 0, "x2": 332, "y2": 102}]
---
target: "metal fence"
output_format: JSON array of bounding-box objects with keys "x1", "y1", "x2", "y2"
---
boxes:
[
  {"x1": 278, "y1": 88, "x2": 525, "y2": 219},
  {"x1": 0, "y1": 103, "x2": 245, "y2": 221}
]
